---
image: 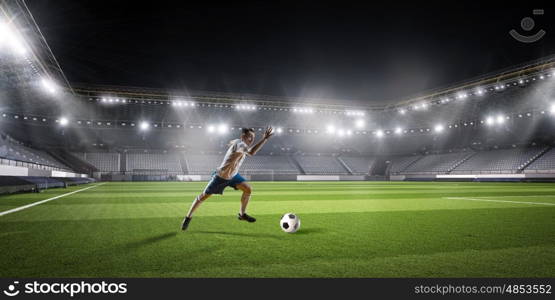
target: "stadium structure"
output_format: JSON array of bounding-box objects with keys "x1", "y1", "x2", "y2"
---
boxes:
[
  {"x1": 1, "y1": 1, "x2": 555, "y2": 280},
  {"x1": 1, "y1": 2, "x2": 555, "y2": 194}
]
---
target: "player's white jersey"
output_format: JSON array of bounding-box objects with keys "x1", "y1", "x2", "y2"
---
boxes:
[{"x1": 216, "y1": 139, "x2": 250, "y2": 179}]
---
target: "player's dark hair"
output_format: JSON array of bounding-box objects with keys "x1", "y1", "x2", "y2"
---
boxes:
[{"x1": 242, "y1": 128, "x2": 255, "y2": 135}]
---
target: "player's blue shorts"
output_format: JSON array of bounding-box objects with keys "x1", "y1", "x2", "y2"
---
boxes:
[{"x1": 203, "y1": 171, "x2": 246, "y2": 195}]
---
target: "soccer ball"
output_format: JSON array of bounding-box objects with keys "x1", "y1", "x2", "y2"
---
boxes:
[{"x1": 280, "y1": 213, "x2": 301, "y2": 233}]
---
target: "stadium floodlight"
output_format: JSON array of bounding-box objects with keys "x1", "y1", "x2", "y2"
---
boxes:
[
  {"x1": 326, "y1": 124, "x2": 336, "y2": 134},
  {"x1": 217, "y1": 124, "x2": 228, "y2": 135},
  {"x1": 475, "y1": 88, "x2": 485, "y2": 96},
  {"x1": 294, "y1": 107, "x2": 314, "y2": 114},
  {"x1": 207, "y1": 125, "x2": 215, "y2": 133},
  {"x1": 394, "y1": 127, "x2": 402, "y2": 135},
  {"x1": 457, "y1": 92, "x2": 468, "y2": 99},
  {"x1": 399, "y1": 109, "x2": 406, "y2": 115},
  {"x1": 421, "y1": 103, "x2": 428, "y2": 109},
  {"x1": 355, "y1": 119, "x2": 365, "y2": 129},
  {"x1": 375, "y1": 130, "x2": 384, "y2": 138},
  {"x1": 41, "y1": 78, "x2": 57, "y2": 94},
  {"x1": 485, "y1": 116, "x2": 494, "y2": 126},
  {"x1": 139, "y1": 121, "x2": 150, "y2": 131},
  {"x1": 346, "y1": 130, "x2": 352, "y2": 136},
  {"x1": 337, "y1": 129, "x2": 345, "y2": 137},
  {"x1": 346, "y1": 110, "x2": 365, "y2": 117},
  {"x1": 276, "y1": 127, "x2": 283, "y2": 134},
  {"x1": 550, "y1": 104, "x2": 555, "y2": 115},
  {"x1": 434, "y1": 124, "x2": 444, "y2": 133},
  {"x1": 59, "y1": 117, "x2": 69, "y2": 126},
  {"x1": 0, "y1": 22, "x2": 27, "y2": 56},
  {"x1": 496, "y1": 115, "x2": 505, "y2": 124}
]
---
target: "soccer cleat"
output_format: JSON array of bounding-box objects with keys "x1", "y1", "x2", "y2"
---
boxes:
[
  {"x1": 181, "y1": 216, "x2": 192, "y2": 231},
  {"x1": 237, "y1": 213, "x2": 256, "y2": 223}
]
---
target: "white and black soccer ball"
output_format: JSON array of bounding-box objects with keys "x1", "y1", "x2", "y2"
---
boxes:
[{"x1": 280, "y1": 213, "x2": 301, "y2": 233}]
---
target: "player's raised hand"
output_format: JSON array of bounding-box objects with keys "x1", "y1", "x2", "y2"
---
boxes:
[{"x1": 263, "y1": 126, "x2": 274, "y2": 139}]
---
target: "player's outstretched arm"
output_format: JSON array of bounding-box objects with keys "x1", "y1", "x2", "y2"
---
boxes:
[{"x1": 247, "y1": 126, "x2": 274, "y2": 156}]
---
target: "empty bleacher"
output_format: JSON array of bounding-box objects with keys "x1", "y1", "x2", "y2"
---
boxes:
[
  {"x1": 401, "y1": 151, "x2": 474, "y2": 174},
  {"x1": 452, "y1": 147, "x2": 547, "y2": 174},
  {"x1": 389, "y1": 155, "x2": 422, "y2": 174},
  {"x1": 126, "y1": 153, "x2": 182, "y2": 174},
  {"x1": 73, "y1": 152, "x2": 120, "y2": 172},
  {"x1": 186, "y1": 154, "x2": 221, "y2": 175},
  {"x1": 241, "y1": 155, "x2": 299, "y2": 174},
  {"x1": 186, "y1": 154, "x2": 300, "y2": 175},
  {"x1": 524, "y1": 147, "x2": 555, "y2": 173},
  {"x1": 339, "y1": 156, "x2": 375, "y2": 175},
  {"x1": 0, "y1": 134, "x2": 70, "y2": 170},
  {"x1": 294, "y1": 155, "x2": 349, "y2": 175}
]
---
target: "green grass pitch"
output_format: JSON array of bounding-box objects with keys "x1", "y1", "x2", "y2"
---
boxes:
[{"x1": 0, "y1": 181, "x2": 554, "y2": 277}]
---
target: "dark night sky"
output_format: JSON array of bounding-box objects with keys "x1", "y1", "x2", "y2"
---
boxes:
[{"x1": 26, "y1": 1, "x2": 555, "y2": 105}]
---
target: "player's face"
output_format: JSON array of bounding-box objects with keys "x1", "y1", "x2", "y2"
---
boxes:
[{"x1": 242, "y1": 132, "x2": 255, "y2": 145}]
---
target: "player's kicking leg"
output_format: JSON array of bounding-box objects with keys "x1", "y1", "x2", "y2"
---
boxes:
[
  {"x1": 181, "y1": 192, "x2": 212, "y2": 230},
  {"x1": 235, "y1": 182, "x2": 256, "y2": 222}
]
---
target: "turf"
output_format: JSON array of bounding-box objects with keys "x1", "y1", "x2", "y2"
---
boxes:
[{"x1": 0, "y1": 181, "x2": 554, "y2": 277}]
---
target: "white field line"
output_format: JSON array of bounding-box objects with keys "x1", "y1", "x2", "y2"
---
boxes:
[
  {"x1": 0, "y1": 183, "x2": 106, "y2": 217},
  {"x1": 444, "y1": 196, "x2": 555, "y2": 206}
]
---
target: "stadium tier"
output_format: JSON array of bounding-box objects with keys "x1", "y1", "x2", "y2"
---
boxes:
[
  {"x1": 450, "y1": 147, "x2": 548, "y2": 174},
  {"x1": 185, "y1": 154, "x2": 221, "y2": 175},
  {"x1": 126, "y1": 152, "x2": 183, "y2": 174},
  {"x1": 293, "y1": 155, "x2": 350, "y2": 175},
  {"x1": 388, "y1": 155, "x2": 422, "y2": 174},
  {"x1": 0, "y1": 133, "x2": 70, "y2": 171},
  {"x1": 524, "y1": 148, "x2": 555, "y2": 173},
  {"x1": 71, "y1": 152, "x2": 120, "y2": 172},
  {"x1": 240, "y1": 155, "x2": 299, "y2": 174},
  {"x1": 399, "y1": 151, "x2": 474, "y2": 174},
  {"x1": 337, "y1": 156, "x2": 376, "y2": 175},
  {"x1": 48, "y1": 146, "x2": 555, "y2": 178}
]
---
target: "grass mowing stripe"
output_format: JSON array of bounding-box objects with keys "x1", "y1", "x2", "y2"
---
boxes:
[
  {"x1": 3, "y1": 197, "x2": 551, "y2": 222},
  {"x1": 1, "y1": 181, "x2": 553, "y2": 277},
  {"x1": 445, "y1": 197, "x2": 555, "y2": 206},
  {"x1": 0, "y1": 183, "x2": 105, "y2": 217}
]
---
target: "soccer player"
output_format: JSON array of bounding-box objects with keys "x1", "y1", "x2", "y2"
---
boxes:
[{"x1": 181, "y1": 126, "x2": 274, "y2": 230}]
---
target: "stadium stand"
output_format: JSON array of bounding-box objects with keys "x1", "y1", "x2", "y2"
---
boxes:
[
  {"x1": 185, "y1": 154, "x2": 300, "y2": 175},
  {"x1": 185, "y1": 154, "x2": 221, "y2": 175},
  {"x1": 72, "y1": 152, "x2": 120, "y2": 172},
  {"x1": 401, "y1": 151, "x2": 475, "y2": 174},
  {"x1": 451, "y1": 147, "x2": 548, "y2": 174},
  {"x1": 241, "y1": 155, "x2": 299, "y2": 174},
  {"x1": 126, "y1": 152, "x2": 182, "y2": 174},
  {"x1": 338, "y1": 156, "x2": 375, "y2": 175},
  {"x1": 0, "y1": 134, "x2": 70, "y2": 171},
  {"x1": 389, "y1": 155, "x2": 422, "y2": 174},
  {"x1": 294, "y1": 155, "x2": 349, "y2": 175},
  {"x1": 524, "y1": 147, "x2": 555, "y2": 173}
]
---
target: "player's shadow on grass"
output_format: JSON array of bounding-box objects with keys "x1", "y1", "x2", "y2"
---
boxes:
[
  {"x1": 124, "y1": 232, "x2": 178, "y2": 250},
  {"x1": 193, "y1": 230, "x2": 281, "y2": 240}
]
